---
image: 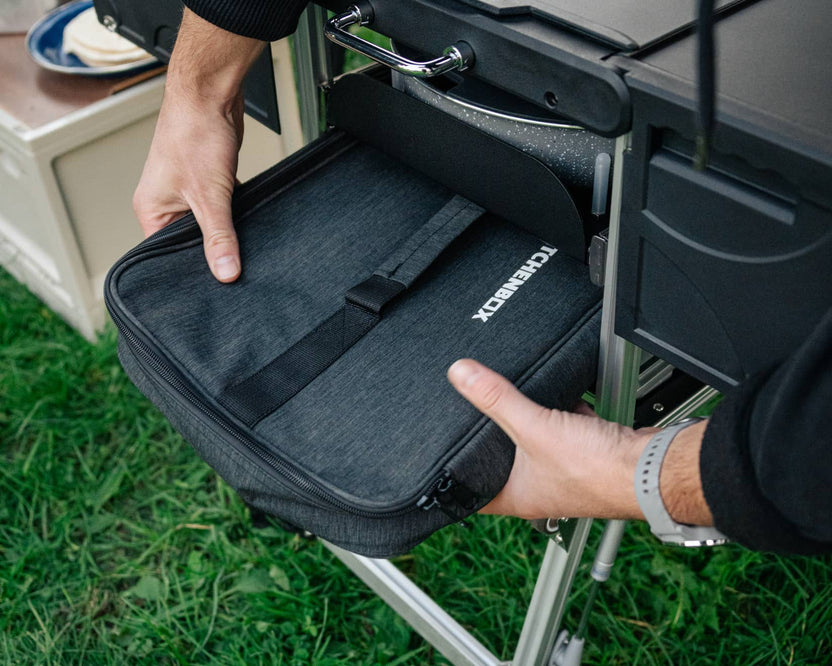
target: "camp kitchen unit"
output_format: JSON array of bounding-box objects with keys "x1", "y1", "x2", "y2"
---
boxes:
[{"x1": 89, "y1": 0, "x2": 832, "y2": 664}]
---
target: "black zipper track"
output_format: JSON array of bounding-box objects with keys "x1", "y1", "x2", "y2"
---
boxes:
[{"x1": 107, "y1": 289, "x2": 430, "y2": 519}]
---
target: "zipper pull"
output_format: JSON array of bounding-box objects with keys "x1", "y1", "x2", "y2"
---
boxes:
[{"x1": 417, "y1": 471, "x2": 478, "y2": 528}]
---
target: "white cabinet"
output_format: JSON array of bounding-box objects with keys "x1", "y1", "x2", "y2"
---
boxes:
[{"x1": 0, "y1": 38, "x2": 302, "y2": 341}]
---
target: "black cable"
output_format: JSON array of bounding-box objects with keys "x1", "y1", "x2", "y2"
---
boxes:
[
  {"x1": 695, "y1": 0, "x2": 716, "y2": 171},
  {"x1": 574, "y1": 580, "x2": 601, "y2": 640}
]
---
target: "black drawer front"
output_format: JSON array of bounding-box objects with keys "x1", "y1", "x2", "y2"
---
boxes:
[{"x1": 321, "y1": 0, "x2": 630, "y2": 136}]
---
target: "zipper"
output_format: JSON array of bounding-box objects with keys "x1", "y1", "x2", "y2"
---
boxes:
[
  {"x1": 113, "y1": 217, "x2": 201, "y2": 267},
  {"x1": 417, "y1": 470, "x2": 478, "y2": 528},
  {"x1": 106, "y1": 263, "x2": 466, "y2": 519}
]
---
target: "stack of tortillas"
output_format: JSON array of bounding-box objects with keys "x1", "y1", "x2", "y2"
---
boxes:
[{"x1": 62, "y1": 7, "x2": 151, "y2": 68}]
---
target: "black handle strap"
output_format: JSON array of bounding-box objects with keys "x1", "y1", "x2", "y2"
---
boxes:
[{"x1": 219, "y1": 195, "x2": 484, "y2": 427}]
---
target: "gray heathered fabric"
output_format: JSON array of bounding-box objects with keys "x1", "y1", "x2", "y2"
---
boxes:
[
  {"x1": 214, "y1": 195, "x2": 485, "y2": 426},
  {"x1": 117, "y1": 146, "x2": 454, "y2": 397},
  {"x1": 254, "y1": 216, "x2": 600, "y2": 506},
  {"x1": 111, "y1": 141, "x2": 602, "y2": 556},
  {"x1": 117, "y1": 308, "x2": 600, "y2": 558}
]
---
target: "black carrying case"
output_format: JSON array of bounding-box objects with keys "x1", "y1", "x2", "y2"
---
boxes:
[{"x1": 105, "y1": 73, "x2": 602, "y2": 556}]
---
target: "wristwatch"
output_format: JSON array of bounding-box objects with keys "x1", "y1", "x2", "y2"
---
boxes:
[{"x1": 635, "y1": 419, "x2": 729, "y2": 547}]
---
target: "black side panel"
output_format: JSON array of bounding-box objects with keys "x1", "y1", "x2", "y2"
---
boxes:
[
  {"x1": 92, "y1": 0, "x2": 280, "y2": 133},
  {"x1": 616, "y1": 95, "x2": 832, "y2": 391},
  {"x1": 613, "y1": 0, "x2": 832, "y2": 391},
  {"x1": 328, "y1": 73, "x2": 586, "y2": 260},
  {"x1": 241, "y1": 55, "x2": 281, "y2": 133}
]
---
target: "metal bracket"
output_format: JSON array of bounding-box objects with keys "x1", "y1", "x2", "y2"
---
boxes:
[
  {"x1": 530, "y1": 518, "x2": 578, "y2": 550},
  {"x1": 588, "y1": 229, "x2": 609, "y2": 287},
  {"x1": 549, "y1": 630, "x2": 585, "y2": 666}
]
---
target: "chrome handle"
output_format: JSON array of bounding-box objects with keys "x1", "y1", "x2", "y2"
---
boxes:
[{"x1": 325, "y1": 4, "x2": 473, "y2": 78}]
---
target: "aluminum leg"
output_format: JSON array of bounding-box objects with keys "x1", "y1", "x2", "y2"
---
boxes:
[
  {"x1": 594, "y1": 133, "x2": 641, "y2": 426},
  {"x1": 509, "y1": 132, "x2": 637, "y2": 665},
  {"x1": 510, "y1": 520, "x2": 593, "y2": 666},
  {"x1": 324, "y1": 542, "x2": 508, "y2": 666}
]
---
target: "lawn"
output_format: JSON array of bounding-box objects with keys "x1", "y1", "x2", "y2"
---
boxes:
[{"x1": 1, "y1": 266, "x2": 830, "y2": 665}]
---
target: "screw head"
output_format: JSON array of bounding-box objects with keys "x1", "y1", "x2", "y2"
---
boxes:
[
  {"x1": 102, "y1": 15, "x2": 118, "y2": 31},
  {"x1": 652, "y1": 402, "x2": 665, "y2": 413}
]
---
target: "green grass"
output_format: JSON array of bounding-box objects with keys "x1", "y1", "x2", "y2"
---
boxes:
[
  {"x1": 1, "y1": 266, "x2": 831, "y2": 665},
  {"x1": 339, "y1": 27, "x2": 391, "y2": 73}
]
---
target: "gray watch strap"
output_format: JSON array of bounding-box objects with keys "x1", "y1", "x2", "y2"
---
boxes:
[{"x1": 635, "y1": 419, "x2": 729, "y2": 547}]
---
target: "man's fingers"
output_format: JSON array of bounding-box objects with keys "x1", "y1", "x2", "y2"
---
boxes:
[
  {"x1": 192, "y1": 198, "x2": 240, "y2": 283},
  {"x1": 447, "y1": 359, "x2": 549, "y2": 444},
  {"x1": 137, "y1": 217, "x2": 168, "y2": 239},
  {"x1": 133, "y1": 187, "x2": 173, "y2": 239}
]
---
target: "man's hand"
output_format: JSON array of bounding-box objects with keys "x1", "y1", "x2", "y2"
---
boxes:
[
  {"x1": 447, "y1": 359, "x2": 715, "y2": 526},
  {"x1": 133, "y1": 8, "x2": 266, "y2": 283}
]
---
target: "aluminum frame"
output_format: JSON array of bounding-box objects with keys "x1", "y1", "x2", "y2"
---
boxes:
[
  {"x1": 315, "y1": 132, "x2": 641, "y2": 666},
  {"x1": 293, "y1": 5, "x2": 332, "y2": 143},
  {"x1": 291, "y1": 14, "x2": 707, "y2": 664}
]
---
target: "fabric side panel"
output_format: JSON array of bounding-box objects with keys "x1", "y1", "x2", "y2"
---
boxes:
[{"x1": 117, "y1": 340, "x2": 302, "y2": 508}]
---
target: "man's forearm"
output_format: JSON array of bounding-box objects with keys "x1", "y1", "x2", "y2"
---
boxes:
[{"x1": 168, "y1": 8, "x2": 266, "y2": 108}]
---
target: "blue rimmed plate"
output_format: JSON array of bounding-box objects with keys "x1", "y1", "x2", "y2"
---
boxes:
[{"x1": 26, "y1": 0, "x2": 158, "y2": 77}]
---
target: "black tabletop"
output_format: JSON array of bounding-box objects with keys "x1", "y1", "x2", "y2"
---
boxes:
[
  {"x1": 453, "y1": 0, "x2": 744, "y2": 50},
  {"x1": 635, "y1": 0, "x2": 832, "y2": 146}
]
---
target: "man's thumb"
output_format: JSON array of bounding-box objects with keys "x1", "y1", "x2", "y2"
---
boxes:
[
  {"x1": 193, "y1": 198, "x2": 240, "y2": 283},
  {"x1": 447, "y1": 359, "x2": 549, "y2": 445}
]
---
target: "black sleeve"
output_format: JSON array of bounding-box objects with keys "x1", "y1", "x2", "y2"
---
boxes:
[
  {"x1": 182, "y1": 0, "x2": 310, "y2": 41},
  {"x1": 700, "y1": 305, "x2": 832, "y2": 554}
]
